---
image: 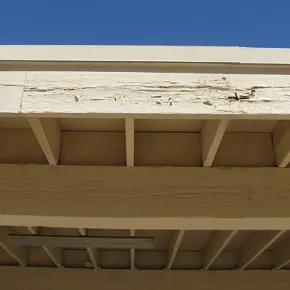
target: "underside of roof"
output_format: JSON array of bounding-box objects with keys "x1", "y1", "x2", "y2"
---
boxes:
[{"x1": 1, "y1": 45, "x2": 290, "y2": 289}]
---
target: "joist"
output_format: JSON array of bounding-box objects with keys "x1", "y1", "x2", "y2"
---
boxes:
[
  {"x1": 130, "y1": 229, "x2": 136, "y2": 270},
  {"x1": 28, "y1": 118, "x2": 62, "y2": 165},
  {"x1": 0, "y1": 227, "x2": 26, "y2": 266},
  {"x1": 238, "y1": 230, "x2": 286, "y2": 270},
  {"x1": 78, "y1": 228, "x2": 98, "y2": 269},
  {"x1": 273, "y1": 121, "x2": 290, "y2": 167},
  {"x1": 201, "y1": 120, "x2": 228, "y2": 166},
  {"x1": 166, "y1": 230, "x2": 185, "y2": 269},
  {"x1": 1, "y1": 267, "x2": 290, "y2": 290},
  {"x1": 274, "y1": 235, "x2": 290, "y2": 269},
  {"x1": 203, "y1": 230, "x2": 238, "y2": 269},
  {"x1": 27, "y1": 227, "x2": 62, "y2": 268},
  {"x1": 1, "y1": 165, "x2": 290, "y2": 230},
  {"x1": 125, "y1": 119, "x2": 134, "y2": 166}
]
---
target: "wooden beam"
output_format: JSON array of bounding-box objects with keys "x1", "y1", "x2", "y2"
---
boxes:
[
  {"x1": 130, "y1": 229, "x2": 135, "y2": 270},
  {"x1": 28, "y1": 118, "x2": 62, "y2": 165},
  {"x1": 201, "y1": 120, "x2": 228, "y2": 167},
  {"x1": 166, "y1": 230, "x2": 185, "y2": 269},
  {"x1": 1, "y1": 165, "x2": 290, "y2": 230},
  {"x1": 0, "y1": 227, "x2": 26, "y2": 266},
  {"x1": 1, "y1": 267, "x2": 290, "y2": 290},
  {"x1": 20, "y1": 71, "x2": 290, "y2": 118},
  {"x1": 203, "y1": 230, "x2": 237, "y2": 269},
  {"x1": 274, "y1": 235, "x2": 290, "y2": 269},
  {"x1": 125, "y1": 119, "x2": 134, "y2": 166},
  {"x1": 273, "y1": 121, "x2": 290, "y2": 167},
  {"x1": 238, "y1": 230, "x2": 285, "y2": 270},
  {"x1": 27, "y1": 227, "x2": 62, "y2": 268},
  {"x1": 78, "y1": 228, "x2": 98, "y2": 269}
]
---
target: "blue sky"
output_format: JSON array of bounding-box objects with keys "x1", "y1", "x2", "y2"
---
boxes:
[{"x1": 0, "y1": 0, "x2": 289, "y2": 47}]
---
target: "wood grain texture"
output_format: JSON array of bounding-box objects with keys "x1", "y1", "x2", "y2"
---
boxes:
[
  {"x1": 1, "y1": 165, "x2": 290, "y2": 230},
  {"x1": 1, "y1": 267, "x2": 290, "y2": 290},
  {"x1": 21, "y1": 71, "x2": 290, "y2": 117}
]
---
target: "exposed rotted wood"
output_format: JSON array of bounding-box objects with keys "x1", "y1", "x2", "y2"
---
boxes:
[
  {"x1": 21, "y1": 72, "x2": 290, "y2": 117},
  {"x1": 201, "y1": 120, "x2": 228, "y2": 167},
  {"x1": 0, "y1": 227, "x2": 26, "y2": 266},
  {"x1": 1, "y1": 267, "x2": 290, "y2": 290},
  {"x1": 203, "y1": 230, "x2": 238, "y2": 269},
  {"x1": 28, "y1": 118, "x2": 62, "y2": 165},
  {"x1": 1, "y1": 166, "x2": 290, "y2": 230},
  {"x1": 167, "y1": 230, "x2": 185, "y2": 269},
  {"x1": 273, "y1": 121, "x2": 290, "y2": 167},
  {"x1": 78, "y1": 228, "x2": 98, "y2": 269},
  {"x1": 238, "y1": 230, "x2": 286, "y2": 270},
  {"x1": 27, "y1": 226, "x2": 62, "y2": 268}
]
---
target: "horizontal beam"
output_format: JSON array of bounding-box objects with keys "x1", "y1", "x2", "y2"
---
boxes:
[
  {"x1": 2, "y1": 45, "x2": 290, "y2": 65},
  {"x1": 1, "y1": 165, "x2": 290, "y2": 230},
  {"x1": 0, "y1": 267, "x2": 290, "y2": 290},
  {"x1": 2, "y1": 70, "x2": 290, "y2": 118},
  {"x1": 8, "y1": 235, "x2": 154, "y2": 249}
]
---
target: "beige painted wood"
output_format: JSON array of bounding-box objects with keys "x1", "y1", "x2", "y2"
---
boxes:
[
  {"x1": 213, "y1": 133, "x2": 275, "y2": 167},
  {"x1": 273, "y1": 121, "x2": 290, "y2": 167},
  {"x1": 135, "y1": 133, "x2": 201, "y2": 166},
  {"x1": 27, "y1": 226, "x2": 62, "y2": 268},
  {"x1": 238, "y1": 230, "x2": 286, "y2": 269},
  {"x1": 201, "y1": 120, "x2": 228, "y2": 167},
  {"x1": 78, "y1": 228, "x2": 98, "y2": 269},
  {"x1": 28, "y1": 118, "x2": 62, "y2": 165},
  {"x1": 130, "y1": 229, "x2": 135, "y2": 270},
  {"x1": 0, "y1": 129, "x2": 47, "y2": 164},
  {"x1": 21, "y1": 71, "x2": 290, "y2": 117},
  {"x1": 60, "y1": 118, "x2": 125, "y2": 131},
  {"x1": 166, "y1": 230, "x2": 185, "y2": 269},
  {"x1": 1, "y1": 166, "x2": 290, "y2": 230},
  {"x1": 135, "y1": 119, "x2": 203, "y2": 132},
  {"x1": 125, "y1": 119, "x2": 134, "y2": 166},
  {"x1": 0, "y1": 227, "x2": 26, "y2": 266},
  {"x1": 1, "y1": 267, "x2": 290, "y2": 290},
  {"x1": 3, "y1": 45, "x2": 290, "y2": 65},
  {"x1": 61, "y1": 132, "x2": 126, "y2": 165},
  {"x1": 203, "y1": 230, "x2": 238, "y2": 269}
]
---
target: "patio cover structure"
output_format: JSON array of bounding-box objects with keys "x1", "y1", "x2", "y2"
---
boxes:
[{"x1": 1, "y1": 45, "x2": 290, "y2": 289}]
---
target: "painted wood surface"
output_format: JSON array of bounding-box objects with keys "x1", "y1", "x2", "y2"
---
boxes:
[
  {"x1": 1, "y1": 165, "x2": 290, "y2": 230},
  {"x1": 1, "y1": 70, "x2": 290, "y2": 117},
  {"x1": 1, "y1": 267, "x2": 290, "y2": 290},
  {"x1": 21, "y1": 71, "x2": 290, "y2": 116}
]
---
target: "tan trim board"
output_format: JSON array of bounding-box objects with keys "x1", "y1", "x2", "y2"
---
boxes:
[
  {"x1": 1, "y1": 46, "x2": 290, "y2": 65},
  {"x1": 1, "y1": 166, "x2": 290, "y2": 230},
  {"x1": 1, "y1": 267, "x2": 290, "y2": 290}
]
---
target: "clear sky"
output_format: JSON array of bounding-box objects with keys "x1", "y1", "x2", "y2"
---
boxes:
[{"x1": 0, "y1": 0, "x2": 289, "y2": 47}]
